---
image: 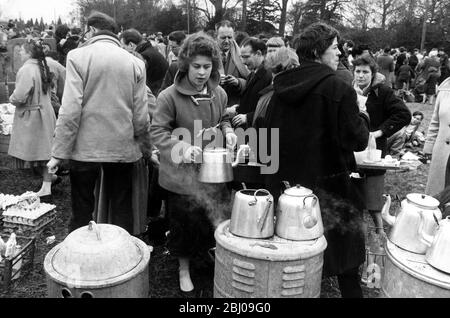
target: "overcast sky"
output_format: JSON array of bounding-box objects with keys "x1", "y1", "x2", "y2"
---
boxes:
[{"x1": 0, "y1": 0, "x2": 76, "y2": 23}]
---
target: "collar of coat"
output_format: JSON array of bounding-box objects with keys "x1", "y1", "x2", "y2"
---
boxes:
[
  {"x1": 353, "y1": 72, "x2": 386, "y2": 97},
  {"x1": 173, "y1": 69, "x2": 221, "y2": 98},
  {"x1": 79, "y1": 32, "x2": 121, "y2": 48}
]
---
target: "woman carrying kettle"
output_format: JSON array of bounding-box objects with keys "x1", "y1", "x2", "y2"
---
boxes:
[
  {"x1": 150, "y1": 32, "x2": 237, "y2": 293},
  {"x1": 352, "y1": 54, "x2": 411, "y2": 235}
]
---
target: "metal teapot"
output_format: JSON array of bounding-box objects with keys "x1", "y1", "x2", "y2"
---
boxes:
[
  {"x1": 420, "y1": 216, "x2": 450, "y2": 273},
  {"x1": 275, "y1": 182, "x2": 324, "y2": 241},
  {"x1": 229, "y1": 189, "x2": 274, "y2": 239},
  {"x1": 381, "y1": 193, "x2": 442, "y2": 254},
  {"x1": 198, "y1": 145, "x2": 250, "y2": 183}
]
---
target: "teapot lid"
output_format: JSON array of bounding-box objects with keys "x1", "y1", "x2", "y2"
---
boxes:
[
  {"x1": 48, "y1": 222, "x2": 145, "y2": 282},
  {"x1": 407, "y1": 193, "x2": 440, "y2": 209},
  {"x1": 284, "y1": 185, "x2": 313, "y2": 197}
]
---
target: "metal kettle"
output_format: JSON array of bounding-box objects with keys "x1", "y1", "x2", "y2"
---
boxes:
[
  {"x1": 229, "y1": 189, "x2": 274, "y2": 239},
  {"x1": 198, "y1": 145, "x2": 250, "y2": 183},
  {"x1": 381, "y1": 193, "x2": 442, "y2": 254},
  {"x1": 420, "y1": 216, "x2": 450, "y2": 273},
  {"x1": 275, "y1": 182, "x2": 324, "y2": 241}
]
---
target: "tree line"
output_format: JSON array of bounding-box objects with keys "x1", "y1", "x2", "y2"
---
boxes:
[{"x1": 10, "y1": 0, "x2": 450, "y2": 52}]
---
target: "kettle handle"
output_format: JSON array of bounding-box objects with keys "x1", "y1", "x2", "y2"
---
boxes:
[
  {"x1": 88, "y1": 221, "x2": 102, "y2": 241},
  {"x1": 257, "y1": 200, "x2": 273, "y2": 232},
  {"x1": 249, "y1": 189, "x2": 271, "y2": 206},
  {"x1": 232, "y1": 144, "x2": 250, "y2": 167},
  {"x1": 418, "y1": 210, "x2": 435, "y2": 247},
  {"x1": 282, "y1": 181, "x2": 291, "y2": 190},
  {"x1": 302, "y1": 195, "x2": 319, "y2": 229}
]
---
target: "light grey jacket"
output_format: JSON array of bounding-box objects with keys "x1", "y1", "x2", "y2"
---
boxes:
[
  {"x1": 52, "y1": 34, "x2": 150, "y2": 162},
  {"x1": 424, "y1": 78, "x2": 450, "y2": 195}
]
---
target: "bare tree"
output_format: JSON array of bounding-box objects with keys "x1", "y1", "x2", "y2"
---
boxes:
[
  {"x1": 344, "y1": 0, "x2": 376, "y2": 30},
  {"x1": 279, "y1": 0, "x2": 289, "y2": 36},
  {"x1": 374, "y1": 0, "x2": 402, "y2": 29}
]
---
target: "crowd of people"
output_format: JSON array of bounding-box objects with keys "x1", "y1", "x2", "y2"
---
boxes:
[{"x1": 3, "y1": 10, "x2": 450, "y2": 298}]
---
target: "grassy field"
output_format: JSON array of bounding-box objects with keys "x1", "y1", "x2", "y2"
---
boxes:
[{"x1": 0, "y1": 102, "x2": 435, "y2": 298}]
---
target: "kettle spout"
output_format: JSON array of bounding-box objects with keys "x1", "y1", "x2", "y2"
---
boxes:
[
  {"x1": 232, "y1": 145, "x2": 250, "y2": 167},
  {"x1": 381, "y1": 194, "x2": 395, "y2": 226}
]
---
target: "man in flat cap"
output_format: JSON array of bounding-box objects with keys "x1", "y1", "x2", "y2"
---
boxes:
[{"x1": 48, "y1": 11, "x2": 151, "y2": 233}]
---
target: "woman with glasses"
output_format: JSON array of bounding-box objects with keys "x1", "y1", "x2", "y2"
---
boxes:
[
  {"x1": 150, "y1": 32, "x2": 238, "y2": 293},
  {"x1": 8, "y1": 38, "x2": 57, "y2": 198}
]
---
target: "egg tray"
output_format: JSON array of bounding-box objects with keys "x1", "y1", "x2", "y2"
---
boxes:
[
  {"x1": 0, "y1": 234, "x2": 36, "y2": 291},
  {"x1": 2, "y1": 210, "x2": 57, "y2": 234}
]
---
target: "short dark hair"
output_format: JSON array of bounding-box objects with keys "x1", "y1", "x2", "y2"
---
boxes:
[
  {"x1": 215, "y1": 20, "x2": 235, "y2": 32},
  {"x1": 168, "y1": 31, "x2": 186, "y2": 45},
  {"x1": 87, "y1": 11, "x2": 118, "y2": 33},
  {"x1": 384, "y1": 47, "x2": 391, "y2": 53},
  {"x1": 55, "y1": 25, "x2": 70, "y2": 39},
  {"x1": 345, "y1": 40, "x2": 354, "y2": 48},
  {"x1": 241, "y1": 37, "x2": 267, "y2": 55},
  {"x1": 412, "y1": 111, "x2": 424, "y2": 120},
  {"x1": 352, "y1": 53, "x2": 379, "y2": 75},
  {"x1": 295, "y1": 22, "x2": 340, "y2": 62},
  {"x1": 234, "y1": 31, "x2": 249, "y2": 47},
  {"x1": 71, "y1": 27, "x2": 82, "y2": 35},
  {"x1": 120, "y1": 28, "x2": 143, "y2": 45}
]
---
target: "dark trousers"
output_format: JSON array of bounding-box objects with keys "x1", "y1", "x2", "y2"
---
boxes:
[
  {"x1": 147, "y1": 164, "x2": 167, "y2": 218},
  {"x1": 69, "y1": 160, "x2": 133, "y2": 233},
  {"x1": 337, "y1": 266, "x2": 363, "y2": 298}
]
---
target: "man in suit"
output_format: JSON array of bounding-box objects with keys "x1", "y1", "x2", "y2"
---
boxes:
[
  {"x1": 229, "y1": 37, "x2": 272, "y2": 129},
  {"x1": 216, "y1": 20, "x2": 249, "y2": 107}
]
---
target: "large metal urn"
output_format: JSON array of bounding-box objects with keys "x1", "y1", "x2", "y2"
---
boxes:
[{"x1": 44, "y1": 222, "x2": 152, "y2": 298}]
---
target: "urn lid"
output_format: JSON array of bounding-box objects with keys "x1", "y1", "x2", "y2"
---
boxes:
[
  {"x1": 407, "y1": 193, "x2": 440, "y2": 209},
  {"x1": 284, "y1": 185, "x2": 313, "y2": 197},
  {"x1": 45, "y1": 222, "x2": 149, "y2": 286}
]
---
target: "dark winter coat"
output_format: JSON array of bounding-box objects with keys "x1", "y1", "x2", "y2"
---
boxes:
[
  {"x1": 135, "y1": 41, "x2": 169, "y2": 95},
  {"x1": 364, "y1": 76, "x2": 412, "y2": 156},
  {"x1": 237, "y1": 63, "x2": 273, "y2": 125},
  {"x1": 159, "y1": 61, "x2": 178, "y2": 95},
  {"x1": 264, "y1": 61, "x2": 370, "y2": 276}
]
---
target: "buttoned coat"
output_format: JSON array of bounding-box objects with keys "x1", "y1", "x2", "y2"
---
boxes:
[{"x1": 424, "y1": 78, "x2": 450, "y2": 195}]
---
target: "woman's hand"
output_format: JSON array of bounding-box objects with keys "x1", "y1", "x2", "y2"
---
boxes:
[
  {"x1": 47, "y1": 157, "x2": 62, "y2": 174},
  {"x1": 225, "y1": 104, "x2": 238, "y2": 118},
  {"x1": 371, "y1": 130, "x2": 383, "y2": 139},
  {"x1": 183, "y1": 146, "x2": 202, "y2": 163},
  {"x1": 232, "y1": 114, "x2": 247, "y2": 127},
  {"x1": 226, "y1": 132, "x2": 238, "y2": 151},
  {"x1": 150, "y1": 149, "x2": 160, "y2": 167}
]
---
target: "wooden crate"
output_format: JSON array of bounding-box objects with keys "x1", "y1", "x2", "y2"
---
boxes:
[
  {"x1": 0, "y1": 134, "x2": 10, "y2": 154},
  {"x1": 0, "y1": 234, "x2": 36, "y2": 291}
]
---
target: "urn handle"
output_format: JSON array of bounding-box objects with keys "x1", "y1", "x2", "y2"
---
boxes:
[{"x1": 88, "y1": 221, "x2": 102, "y2": 241}]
